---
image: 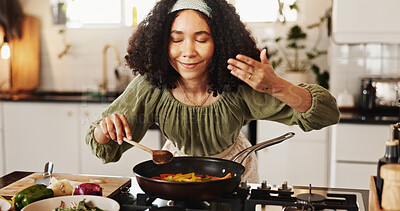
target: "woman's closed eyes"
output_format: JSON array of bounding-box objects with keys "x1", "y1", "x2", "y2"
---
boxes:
[{"x1": 170, "y1": 31, "x2": 212, "y2": 44}]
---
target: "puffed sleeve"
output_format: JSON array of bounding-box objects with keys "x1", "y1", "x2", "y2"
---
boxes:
[
  {"x1": 239, "y1": 83, "x2": 340, "y2": 132},
  {"x1": 85, "y1": 75, "x2": 162, "y2": 163}
]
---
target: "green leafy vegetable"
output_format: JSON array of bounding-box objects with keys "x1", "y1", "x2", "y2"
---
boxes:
[{"x1": 53, "y1": 199, "x2": 103, "y2": 211}]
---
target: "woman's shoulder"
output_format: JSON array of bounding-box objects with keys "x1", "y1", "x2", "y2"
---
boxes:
[
  {"x1": 125, "y1": 74, "x2": 157, "y2": 92},
  {"x1": 129, "y1": 74, "x2": 151, "y2": 87},
  {"x1": 118, "y1": 74, "x2": 163, "y2": 102}
]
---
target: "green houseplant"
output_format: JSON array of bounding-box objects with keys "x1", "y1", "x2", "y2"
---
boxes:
[
  {"x1": 266, "y1": 4, "x2": 331, "y2": 89},
  {"x1": 268, "y1": 24, "x2": 329, "y2": 89}
]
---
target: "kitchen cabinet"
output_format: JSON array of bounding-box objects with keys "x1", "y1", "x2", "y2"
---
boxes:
[
  {"x1": 79, "y1": 104, "x2": 161, "y2": 177},
  {"x1": 3, "y1": 102, "x2": 80, "y2": 174},
  {"x1": 257, "y1": 120, "x2": 329, "y2": 187},
  {"x1": 332, "y1": 0, "x2": 400, "y2": 44},
  {"x1": 1, "y1": 101, "x2": 162, "y2": 176},
  {"x1": 329, "y1": 123, "x2": 389, "y2": 189}
]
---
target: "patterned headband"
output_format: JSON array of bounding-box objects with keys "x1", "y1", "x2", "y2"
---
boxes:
[{"x1": 169, "y1": 0, "x2": 212, "y2": 18}]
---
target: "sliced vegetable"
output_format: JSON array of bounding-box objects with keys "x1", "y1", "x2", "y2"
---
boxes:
[
  {"x1": 14, "y1": 184, "x2": 54, "y2": 210},
  {"x1": 49, "y1": 179, "x2": 74, "y2": 196},
  {"x1": 151, "y1": 172, "x2": 232, "y2": 182},
  {"x1": 73, "y1": 183, "x2": 103, "y2": 196}
]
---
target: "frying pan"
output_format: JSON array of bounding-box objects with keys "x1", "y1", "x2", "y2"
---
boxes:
[{"x1": 133, "y1": 132, "x2": 295, "y2": 201}]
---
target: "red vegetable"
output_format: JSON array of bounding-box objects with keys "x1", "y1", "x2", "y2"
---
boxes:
[{"x1": 73, "y1": 183, "x2": 103, "y2": 196}]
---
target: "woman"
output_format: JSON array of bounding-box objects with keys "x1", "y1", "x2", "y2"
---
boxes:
[{"x1": 86, "y1": 0, "x2": 339, "y2": 182}]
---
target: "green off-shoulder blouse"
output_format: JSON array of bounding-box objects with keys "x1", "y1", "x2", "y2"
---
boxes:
[{"x1": 86, "y1": 75, "x2": 340, "y2": 163}]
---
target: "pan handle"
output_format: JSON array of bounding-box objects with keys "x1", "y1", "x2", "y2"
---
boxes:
[{"x1": 231, "y1": 132, "x2": 295, "y2": 164}]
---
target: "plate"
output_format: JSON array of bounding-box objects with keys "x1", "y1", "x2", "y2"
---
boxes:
[
  {"x1": 0, "y1": 197, "x2": 11, "y2": 211},
  {"x1": 21, "y1": 195, "x2": 120, "y2": 211}
]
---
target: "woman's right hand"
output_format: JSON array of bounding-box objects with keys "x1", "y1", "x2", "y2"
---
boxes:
[{"x1": 94, "y1": 114, "x2": 132, "y2": 145}]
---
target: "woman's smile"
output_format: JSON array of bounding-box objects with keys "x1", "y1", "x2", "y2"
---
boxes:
[{"x1": 178, "y1": 61, "x2": 202, "y2": 69}]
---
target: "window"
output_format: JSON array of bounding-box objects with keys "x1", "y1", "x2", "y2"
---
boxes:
[
  {"x1": 124, "y1": 0, "x2": 157, "y2": 26},
  {"x1": 64, "y1": 0, "x2": 156, "y2": 28},
  {"x1": 64, "y1": 0, "x2": 296, "y2": 28},
  {"x1": 66, "y1": 0, "x2": 122, "y2": 27}
]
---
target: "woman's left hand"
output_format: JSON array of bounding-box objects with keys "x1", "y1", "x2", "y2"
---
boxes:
[
  {"x1": 227, "y1": 49, "x2": 279, "y2": 94},
  {"x1": 228, "y1": 49, "x2": 312, "y2": 112}
]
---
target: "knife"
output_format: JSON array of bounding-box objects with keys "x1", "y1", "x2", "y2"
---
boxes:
[{"x1": 34, "y1": 162, "x2": 54, "y2": 186}]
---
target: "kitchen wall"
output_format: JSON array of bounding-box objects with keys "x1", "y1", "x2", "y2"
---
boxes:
[
  {"x1": 18, "y1": 0, "x2": 135, "y2": 93},
  {"x1": 12, "y1": 0, "x2": 331, "y2": 93},
  {"x1": 15, "y1": 0, "x2": 400, "y2": 104},
  {"x1": 329, "y1": 42, "x2": 400, "y2": 102}
]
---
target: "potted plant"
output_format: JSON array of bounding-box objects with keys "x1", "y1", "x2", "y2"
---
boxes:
[
  {"x1": 267, "y1": 23, "x2": 329, "y2": 88},
  {"x1": 265, "y1": 3, "x2": 331, "y2": 89}
]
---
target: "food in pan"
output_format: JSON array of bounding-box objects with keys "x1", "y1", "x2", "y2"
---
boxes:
[{"x1": 151, "y1": 172, "x2": 232, "y2": 182}]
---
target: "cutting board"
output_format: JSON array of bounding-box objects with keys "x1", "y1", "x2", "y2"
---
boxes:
[
  {"x1": 0, "y1": 173, "x2": 131, "y2": 198},
  {"x1": 10, "y1": 15, "x2": 40, "y2": 92}
]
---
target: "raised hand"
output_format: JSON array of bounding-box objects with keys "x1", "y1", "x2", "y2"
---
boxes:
[{"x1": 227, "y1": 49, "x2": 280, "y2": 94}]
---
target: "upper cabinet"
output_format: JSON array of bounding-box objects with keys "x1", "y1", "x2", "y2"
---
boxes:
[{"x1": 331, "y1": 0, "x2": 400, "y2": 44}]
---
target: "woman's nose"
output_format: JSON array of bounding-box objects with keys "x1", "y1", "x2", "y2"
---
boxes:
[{"x1": 181, "y1": 41, "x2": 196, "y2": 58}]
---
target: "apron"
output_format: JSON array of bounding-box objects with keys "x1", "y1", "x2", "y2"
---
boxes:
[{"x1": 162, "y1": 132, "x2": 259, "y2": 183}]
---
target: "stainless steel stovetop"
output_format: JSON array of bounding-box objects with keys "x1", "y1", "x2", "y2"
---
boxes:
[{"x1": 124, "y1": 180, "x2": 368, "y2": 211}]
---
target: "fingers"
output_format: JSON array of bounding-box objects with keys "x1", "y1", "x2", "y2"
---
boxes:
[
  {"x1": 234, "y1": 54, "x2": 260, "y2": 68},
  {"x1": 227, "y1": 58, "x2": 253, "y2": 74},
  {"x1": 228, "y1": 65, "x2": 253, "y2": 83},
  {"x1": 120, "y1": 115, "x2": 132, "y2": 140},
  {"x1": 99, "y1": 120, "x2": 111, "y2": 139},
  {"x1": 260, "y1": 49, "x2": 270, "y2": 64},
  {"x1": 105, "y1": 116, "x2": 119, "y2": 143},
  {"x1": 100, "y1": 114, "x2": 131, "y2": 145},
  {"x1": 227, "y1": 59, "x2": 253, "y2": 83},
  {"x1": 113, "y1": 114, "x2": 125, "y2": 145},
  {"x1": 227, "y1": 54, "x2": 260, "y2": 83}
]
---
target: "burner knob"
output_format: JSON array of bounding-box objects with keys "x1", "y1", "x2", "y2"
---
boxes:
[
  {"x1": 278, "y1": 181, "x2": 292, "y2": 191},
  {"x1": 257, "y1": 180, "x2": 271, "y2": 190}
]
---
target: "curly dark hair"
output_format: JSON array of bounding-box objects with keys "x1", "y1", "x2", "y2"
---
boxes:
[{"x1": 125, "y1": 0, "x2": 260, "y2": 96}]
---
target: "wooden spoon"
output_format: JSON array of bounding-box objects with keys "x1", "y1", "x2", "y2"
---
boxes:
[{"x1": 91, "y1": 122, "x2": 173, "y2": 164}]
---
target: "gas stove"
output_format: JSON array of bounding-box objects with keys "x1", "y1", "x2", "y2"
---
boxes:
[{"x1": 116, "y1": 180, "x2": 368, "y2": 211}]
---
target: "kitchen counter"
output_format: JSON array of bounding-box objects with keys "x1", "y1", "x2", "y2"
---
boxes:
[
  {"x1": 0, "y1": 171, "x2": 137, "y2": 208},
  {"x1": 0, "y1": 91, "x2": 121, "y2": 103},
  {"x1": 1, "y1": 92, "x2": 399, "y2": 125},
  {"x1": 1, "y1": 171, "x2": 370, "y2": 210},
  {"x1": 339, "y1": 107, "x2": 399, "y2": 125}
]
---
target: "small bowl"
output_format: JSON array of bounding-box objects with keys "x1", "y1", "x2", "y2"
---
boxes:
[{"x1": 21, "y1": 195, "x2": 120, "y2": 211}]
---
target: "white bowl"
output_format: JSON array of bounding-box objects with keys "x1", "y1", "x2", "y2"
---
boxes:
[
  {"x1": 0, "y1": 198, "x2": 12, "y2": 211},
  {"x1": 21, "y1": 195, "x2": 120, "y2": 211}
]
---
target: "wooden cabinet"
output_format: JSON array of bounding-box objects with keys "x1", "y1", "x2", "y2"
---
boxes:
[
  {"x1": 3, "y1": 102, "x2": 80, "y2": 174},
  {"x1": 329, "y1": 124, "x2": 389, "y2": 189},
  {"x1": 79, "y1": 103, "x2": 161, "y2": 177},
  {"x1": 257, "y1": 120, "x2": 329, "y2": 187}
]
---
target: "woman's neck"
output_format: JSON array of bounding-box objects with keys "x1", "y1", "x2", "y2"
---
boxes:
[
  {"x1": 175, "y1": 75, "x2": 214, "y2": 107},
  {"x1": 178, "y1": 77, "x2": 210, "y2": 94}
]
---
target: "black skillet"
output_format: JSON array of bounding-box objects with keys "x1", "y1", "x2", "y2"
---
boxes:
[{"x1": 133, "y1": 132, "x2": 295, "y2": 201}]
